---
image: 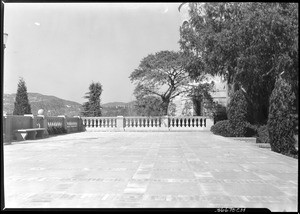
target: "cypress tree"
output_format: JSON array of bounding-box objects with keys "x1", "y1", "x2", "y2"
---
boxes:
[
  {"x1": 13, "y1": 77, "x2": 32, "y2": 115},
  {"x1": 267, "y1": 77, "x2": 297, "y2": 155},
  {"x1": 82, "y1": 82, "x2": 103, "y2": 117},
  {"x1": 227, "y1": 89, "x2": 248, "y2": 137}
]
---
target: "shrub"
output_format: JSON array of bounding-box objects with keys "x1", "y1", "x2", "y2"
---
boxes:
[
  {"x1": 227, "y1": 89, "x2": 248, "y2": 137},
  {"x1": 256, "y1": 125, "x2": 269, "y2": 144},
  {"x1": 211, "y1": 120, "x2": 235, "y2": 137},
  {"x1": 244, "y1": 122, "x2": 258, "y2": 137},
  {"x1": 267, "y1": 77, "x2": 297, "y2": 155},
  {"x1": 47, "y1": 126, "x2": 67, "y2": 135}
]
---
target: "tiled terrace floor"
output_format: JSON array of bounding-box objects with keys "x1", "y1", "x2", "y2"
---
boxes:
[{"x1": 3, "y1": 131, "x2": 298, "y2": 211}]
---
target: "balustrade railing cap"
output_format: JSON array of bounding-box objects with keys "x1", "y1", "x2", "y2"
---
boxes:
[{"x1": 24, "y1": 114, "x2": 34, "y2": 117}]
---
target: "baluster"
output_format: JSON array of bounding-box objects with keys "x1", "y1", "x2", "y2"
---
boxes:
[
  {"x1": 200, "y1": 118, "x2": 203, "y2": 127},
  {"x1": 128, "y1": 118, "x2": 131, "y2": 127},
  {"x1": 137, "y1": 118, "x2": 140, "y2": 127}
]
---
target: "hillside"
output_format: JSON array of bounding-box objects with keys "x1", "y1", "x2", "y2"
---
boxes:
[
  {"x1": 3, "y1": 93, "x2": 137, "y2": 117},
  {"x1": 3, "y1": 93, "x2": 83, "y2": 117}
]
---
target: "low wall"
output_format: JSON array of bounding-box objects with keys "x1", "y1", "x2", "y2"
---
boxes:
[
  {"x1": 3, "y1": 115, "x2": 214, "y2": 142},
  {"x1": 3, "y1": 115, "x2": 84, "y2": 143}
]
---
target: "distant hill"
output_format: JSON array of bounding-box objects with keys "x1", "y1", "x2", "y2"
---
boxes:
[
  {"x1": 3, "y1": 93, "x2": 137, "y2": 117},
  {"x1": 3, "y1": 93, "x2": 83, "y2": 117}
]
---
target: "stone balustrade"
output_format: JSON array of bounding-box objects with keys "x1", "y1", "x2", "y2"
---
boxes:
[
  {"x1": 82, "y1": 117, "x2": 119, "y2": 132},
  {"x1": 81, "y1": 116, "x2": 213, "y2": 132},
  {"x1": 169, "y1": 116, "x2": 211, "y2": 131}
]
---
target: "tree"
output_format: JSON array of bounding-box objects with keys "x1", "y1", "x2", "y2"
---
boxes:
[
  {"x1": 134, "y1": 95, "x2": 164, "y2": 117},
  {"x1": 179, "y1": 2, "x2": 298, "y2": 124},
  {"x1": 267, "y1": 77, "x2": 297, "y2": 155},
  {"x1": 227, "y1": 89, "x2": 248, "y2": 137},
  {"x1": 81, "y1": 82, "x2": 103, "y2": 117},
  {"x1": 13, "y1": 77, "x2": 32, "y2": 115},
  {"x1": 129, "y1": 51, "x2": 190, "y2": 115}
]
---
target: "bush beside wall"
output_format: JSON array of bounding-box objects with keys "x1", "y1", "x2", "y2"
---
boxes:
[{"x1": 47, "y1": 126, "x2": 67, "y2": 135}]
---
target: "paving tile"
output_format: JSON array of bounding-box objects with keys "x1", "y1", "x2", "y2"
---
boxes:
[
  {"x1": 146, "y1": 182, "x2": 200, "y2": 195},
  {"x1": 222, "y1": 183, "x2": 284, "y2": 196},
  {"x1": 3, "y1": 131, "x2": 298, "y2": 211}
]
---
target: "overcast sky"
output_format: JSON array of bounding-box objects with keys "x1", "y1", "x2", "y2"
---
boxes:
[{"x1": 3, "y1": 3, "x2": 182, "y2": 104}]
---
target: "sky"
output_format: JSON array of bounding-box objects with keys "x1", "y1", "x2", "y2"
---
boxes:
[{"x1": 3, "y1": 3, "x2": 183, "y2": 104}]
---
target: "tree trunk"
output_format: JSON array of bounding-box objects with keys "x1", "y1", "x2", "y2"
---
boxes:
[{"x1": 161, "y1": 98, "x2": 170, "y2": 116}]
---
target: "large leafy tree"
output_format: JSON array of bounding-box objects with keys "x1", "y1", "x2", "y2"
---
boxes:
[
  {"x1": 129, "y1": 50, "x2": 190, "y2": 115},
  {"x1": 13, "y1": 77, "x2": 32, "y2": 115},
  {"x1": 81, "y1": 82, "x2": 103, "y2": 117},
  {"x1": 179, "y1": 2, "x2": 298, "y2": 124}
]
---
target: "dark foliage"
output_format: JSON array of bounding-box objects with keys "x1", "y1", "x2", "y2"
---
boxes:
[
  {"x1": 47, "y1": 126, "x2": 67, "y2": 135},
  {"x1": 13, "y1": 78, "x2": 32, "y2": 115},
  {"x1": 267, "y1": 77, "x2": 297, "y2": 155},
  {"x1": 256, "y1": 125, "x2": 269, "y2": 144},
  {"x1": 212, "y1": 103, "x2": 227, "y2": 124},
  {"x1": 210, "y1": 120, "x2": 234, "y2": 137},
  {"x1": 82, "y1": 82, "x2": 103, "y2": 117},
  {"x1": 227, "y1": 89, "x2": 248, "y2": 137}
]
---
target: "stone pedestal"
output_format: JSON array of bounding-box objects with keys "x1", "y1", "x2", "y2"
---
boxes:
[{"x1": 117, "y1": 116, "x2": 124, "y2": 132}]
